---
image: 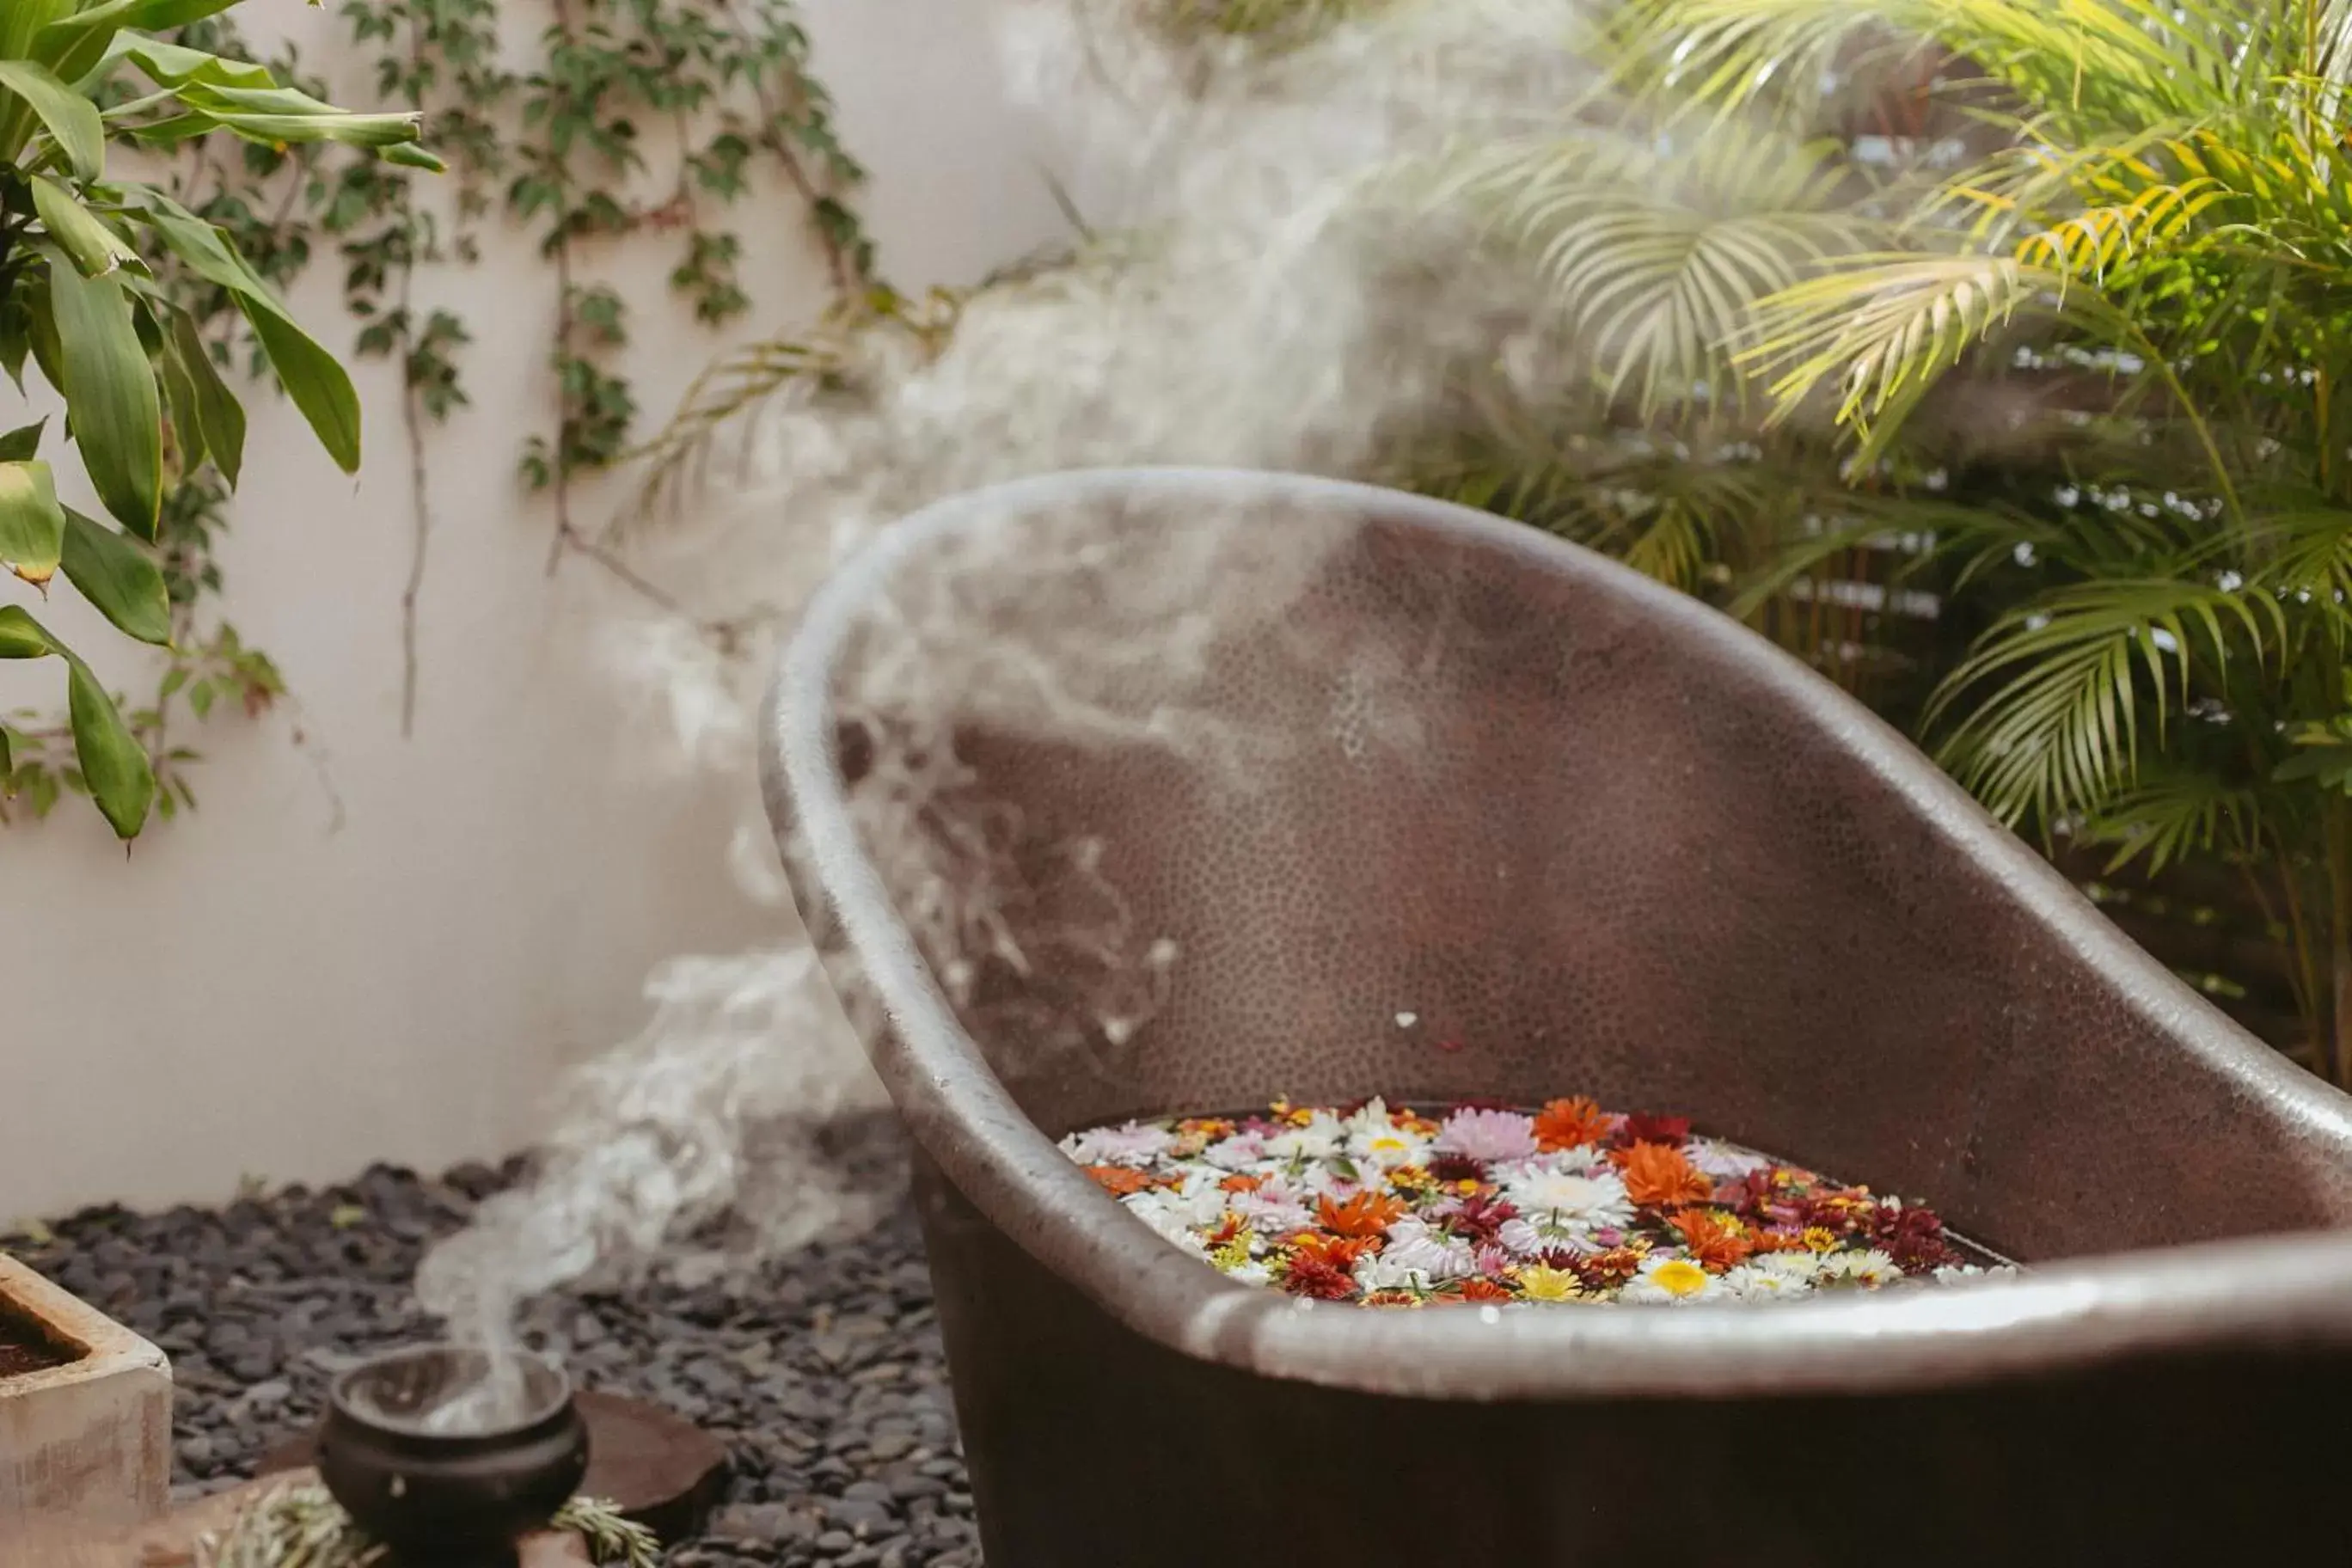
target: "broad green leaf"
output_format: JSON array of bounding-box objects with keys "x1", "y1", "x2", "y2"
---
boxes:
[
  {"x1": 384, "y1": 143, "x2": 448, "y2": 172},
  {"x1": 0, "y1": 297, "x2": 28, "y2": 390},
  {"x1": 179, "y1": 105, "x2": 428, "y2": 151},
  {"x1": 1, "y1": 2, "x2": 78, "y2": 64},
  {"x1": 0, "y1": 460, "x2": 65, "y2": 585},
  {"x1": 0, "y1": 59, "x2": 104, "y2": 181},
  {"x1": 30, "y1": 173, "x2": 144, "y2": 278},
  {"x1": 0, "y1": 420, "x2": 42, "y2": 462},
  {"x1": 23, "y1": 272, "x2": 64, "y2": 395},
  {"x1": 0, "y1": 604, "x2": 54, "y2": 658},
  {"x1": 67, "y1": 653, "x2": 151, "y2": 837},
  {"x1": 100, "y1": 36, "x2": 280, "y2": 94},
  {"x1": 156, "y1": 313, "x2": 204, "y2": 475},
  {"x1": 38, "y1": 3, "x2": 241, "y2": 83},
  {"x1": 60, "y1": 505, "x2": 169, "y2": 646},
  {"x1": 1, "y1": 725, "x2": 9, "y2": 781},
  {"x1": 240, "y1": 300, "x2": 360, "y2": 473},
  {"x1": 168, "y1": 311, "x2": 242, "y2": 486},
  {"x1": 42, "y1": 245, "x2": 162, "y2": 536}
]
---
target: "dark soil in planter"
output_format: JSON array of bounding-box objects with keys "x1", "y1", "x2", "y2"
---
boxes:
[
  {"x1": 0, "y1": 1303, "x2": 77, "y2": 1379},
  {"x1": 4, "y1": 1113, "x2": 979, "y2": 1568}
]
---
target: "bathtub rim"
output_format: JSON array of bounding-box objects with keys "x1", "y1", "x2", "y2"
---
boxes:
[{"x1": 765, "y1": 464, "x2": 2352, "y2": 1402}]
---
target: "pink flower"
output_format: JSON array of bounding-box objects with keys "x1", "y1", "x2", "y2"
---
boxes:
[{"x1": 1433, "y1": 1108, "x2": 1539, "y2": 1163}]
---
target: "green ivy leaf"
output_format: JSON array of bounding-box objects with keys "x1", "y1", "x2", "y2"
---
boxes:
[
  {"x1": 0, "y1": 420, "x2": 42, "y2": 462},
  {"x1": 40, "y1": 245, "x2": 162, "y2": 536},
  {"x1": 0, "y1": 459, "x2": 65, "y2": 585},
  {"x1": 0, "y1": 58, "x2": 105, "y2": 182},
  {"x1": 29, "y1": 172, "x2": 144, "y2": 279},
  {"x1": 60, "y1": 505, "x2": 170, "y2": 646}
]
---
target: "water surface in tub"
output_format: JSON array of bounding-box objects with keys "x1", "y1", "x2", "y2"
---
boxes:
[{"x1": 1060, "y1": 1096, "x2": 2014, "y2": 1306}]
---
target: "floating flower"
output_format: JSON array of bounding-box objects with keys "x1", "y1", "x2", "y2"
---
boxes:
[
  {"x1": 1061, "y1": 1093, "x2": 1998, "y2": 1308},
  {"x1": 1620, "y1": 1255, "x2": 1718, "y2": 1304},
  {"x1": 1063, "y1": 1121, "x2": 1174, "y2": 1167},
  {"x1": 1620, "y1": 1113, "x2": 1692, "y2": 1145},
  {"x1": 1320, "y1": 1191, "x2": 1409, "y2": 1240},
  {"x1": 1666, "y1": 1208, "x2": 1755, "y2": 1272},
  {"x1": 1501, "y1": 1167, "x2": 1634, "y2": 1240},
  {"x1": 1517, "y1": 1264, "x2": 1584, "y2": 1302},
  {"x1": 1433, "y1": 1107, "x2": 1540, "y2": 1163},
  {"x1": 1615, "y1": 1142, "x2": 1715, "y2": 1207},
  {"x1": 1084, "y1": 1165, "x2": 1156, "y2": 1197},
  {"x1": 1720, "y1": 1262, "x2": 1810, "y2": 1302},
  {"x1": 1816, "y1": 1249, "x2": 1903, "y2": 1289},
  {"x1": 1534, "y1": 1096, "x2": 1611, "y2": 1152}
]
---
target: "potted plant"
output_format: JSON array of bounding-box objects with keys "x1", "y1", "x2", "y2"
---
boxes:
[
  {"x1": 2, "y1": 0, "x2": 433, "y2": 841},
  {"x1": 1, "y1": 0, "x2": 427, "y2": 1534}
]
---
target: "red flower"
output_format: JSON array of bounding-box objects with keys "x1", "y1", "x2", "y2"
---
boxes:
[
  {"x1": 1440, "y1": 1191, "x2": 1519, "y2": 1244},
  {"x1": 1455, "y1": 1277, "x2": 1514, "y2": 1303},
  {"x1": 1281, "y1": 1253, "x2": 1357, "y2": 1300},
  {"x1": 1534, "y1": 1096, "x2": 1611, "y2": 1151},
  {"x1": 1219, "y1": 1173, "x2": 1267, "y2": 1195},
  {"x1": 1570, "y1": 1246, "x2": 1646, "y2": 1290},
  {"x1": 1620, "y1": 1113, "x2": 1691, "y2": 1146},
  {"x1": 1319, "y1": 1191, "x2": 1408, "y2": 1239},
  {"x1": 1429, "y1": 1153, "x2": 1488, "y2": 1185},
  {"x1": 1867, "y1": 1204, "x2": 1963, "y2": 1273}
]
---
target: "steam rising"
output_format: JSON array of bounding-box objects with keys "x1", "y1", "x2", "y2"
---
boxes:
[{"x1": 416, "y1": 0, "x2": 1601, "y2": 1351}]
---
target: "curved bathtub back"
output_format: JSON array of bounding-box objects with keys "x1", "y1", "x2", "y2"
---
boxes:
[{"x1": 804, "y1": 472, "x2": 2352, "y2": 1262}]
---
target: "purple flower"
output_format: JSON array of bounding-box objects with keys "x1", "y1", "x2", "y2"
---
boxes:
[{"x1": 1433, "y1": 1107, "x2": 1539, "y2": 1163}]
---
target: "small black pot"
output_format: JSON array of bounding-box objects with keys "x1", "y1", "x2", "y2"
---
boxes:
[{"x1": 317, "y1": 1343, "x2": 588, "y2": 1566}]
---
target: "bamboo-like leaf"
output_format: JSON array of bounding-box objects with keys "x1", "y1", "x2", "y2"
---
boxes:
[
  {"x1": 29, "y1": 172, "x2": 144, "y2": 279},
  {"x1": 0, "y1": 420, "x2": 43, "y2": 462},
  {"x1": 0, "y1": 58, "x2": 103, "y2": 181},
  {"x1": 0, "y1": 459, "x2": 65, "y2": 585},
  {"x1": 66, "y1": 652, "x2": 151, "y2": 838},
  {"x1": 168, "y1": 310, "x2": 242, "y2": 486},
  {"x1": 40, "y1": 244, "x2": 162, "y2": 536},
  {"x1": 0, "y1": 604, "x2": 153, "y2": 840},
  {"x1": 59, "y1": 505, "x2": 170, "y2": 646},
  {"x1": 35, "y1": 0, "x2": 242, "y2": 84}
]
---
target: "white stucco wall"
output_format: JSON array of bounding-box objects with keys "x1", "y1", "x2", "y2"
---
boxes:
[{"x1": 0, "y1": 0, "x2": 1069, "y2": 1218}]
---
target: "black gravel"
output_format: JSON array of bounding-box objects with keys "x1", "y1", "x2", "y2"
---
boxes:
[{"x1": 9, "y1": 1136, "x2": 979, "y2": 1568}]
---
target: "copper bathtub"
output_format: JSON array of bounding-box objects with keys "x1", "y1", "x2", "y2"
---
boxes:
[{"x1": 762, "y1": 468, "x2": 2352, "y2": 1565}]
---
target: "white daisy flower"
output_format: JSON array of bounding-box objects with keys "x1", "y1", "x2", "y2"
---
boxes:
[
  {"x1": 1263, "y1": 1112, "x2": 1345, "y2": 1162},
  {"x1": 1348, "y1": 1116, "x2": 1433, "y2": 1170},
  {"x1": 1750, "y1": 1250, "x2": 1822, "y2": 1285},
  {"x1": 1120, "y1": 1191, "x2": 1208, "y2": 1254},
  {"x1": 1618, "y1": 1254, "x2": 1718, "y2": 1304},
  {"x1": 1816, "y1": 1249, "x2": 1904, "y2": 1289},
  {"x1": 1061, "y1": 1121, "x2": 1175, "y2": 1167},
  {"x1": 1222, "y1": 1261, "x2": 1272, "y2": 1286},
  {"x1": 1500, "y1": 1168, "x2": 1633, "y2": 1240},
  {"x1": 1203, "y1": 1130, "x2": 1269, "y2": 1171},
  {"x1": 1375, "y1": 1219, "x2": 1475, "y2": 1283},
  {"x1": 1719, "y1": 1262, "x2": 1810, "y2": 1302}
]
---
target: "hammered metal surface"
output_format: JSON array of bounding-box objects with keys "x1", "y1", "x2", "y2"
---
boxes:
[{"x1": 765, "y1": 468, "x2": 2352, "y2": 1407}]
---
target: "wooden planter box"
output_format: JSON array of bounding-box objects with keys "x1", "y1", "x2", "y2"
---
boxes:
[{"x1": 0, "y1": 1254, "x2": 171, "y2": 1538}]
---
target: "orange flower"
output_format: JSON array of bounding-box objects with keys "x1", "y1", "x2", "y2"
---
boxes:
[
  {"x1": 1205, "y1": 1211, "x2": 1248, "y2": 1248},
  {"x1": 1288, "y1": 1231, "x2": 1376, "y2": 1269},
  {"x1": 1361, "y1": 1289, "x2": 1424, "y2": 1308},
  {"x1": 1750, "y1": 1227, "x2": 1811, "y2": 1254},
  {"x1": 1455, "y1": 1277, "x2": 1514, "y2": 1303},
  {"x1": 1084, "y1": 1165, "x2": 1154, "y2": 1197},
  {"x1": 1534, "y1": 1096, "x2": 1610, "y2": 1151},
  {"x1": 1178, "y1": 1118, "x2": 1235, "y2": 1140},
  {"x1": 1318, "y1": 1191, "x2": 1408, "y2": 1239},
  {"x1": 1396, "y1": 1109, "x2": 1443, "y2": 1137},
  {"x1": 1667, "y1": 1207, "x2": 1755, "y2": 1272},
  {"x1": 1614, "y1": 1142, "x2": 1715, "y2": 1208},
  {"x1": 1219, "y1": 1172, "x2": 1267, "y2": 1194}
]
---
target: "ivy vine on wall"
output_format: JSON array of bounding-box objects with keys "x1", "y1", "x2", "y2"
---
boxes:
[{"x1": 3, "y1": 0, "x2": 873, "y2": 824}]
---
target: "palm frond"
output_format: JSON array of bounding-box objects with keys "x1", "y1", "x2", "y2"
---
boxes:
[
  {"x1": 1927, "y1": 577, "x2": 2282, "y2": 827},
  {"x1": 1439, "y1": 128, "x2": 1871, "y2": 415},
  {"x1": 1741, "y1": 252, "x2": 2065, "y2": 440},
  {"x1": 2078, "y1": 765, "x2": 2269, "y2": 873}
]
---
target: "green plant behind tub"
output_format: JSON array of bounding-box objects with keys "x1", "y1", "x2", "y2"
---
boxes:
[{"x1": 0, "y1": 0, "x2": 432, "y2": 840}]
